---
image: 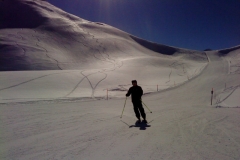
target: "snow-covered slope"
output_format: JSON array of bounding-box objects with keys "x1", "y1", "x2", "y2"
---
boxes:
[
  {"x1": 0, "y1": 0, "x2": 240, "y2": 159},
  {"x1": 215, "y1": 46, "x2": 240, "y2": 107},
  {"x1": 0, "y1": 0, "x2": 208, "y2": 101},
  {"x1": 0, "y1": 0, "x2": 206, "y2": 71}
]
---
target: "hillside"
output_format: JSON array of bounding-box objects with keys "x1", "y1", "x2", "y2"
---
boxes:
[
  {"x1": 0, "y1": 0, "x2": 210, "y2": 100},
  {"x1": 0, "y1": 0, "x2": 206, "y2": 71}
]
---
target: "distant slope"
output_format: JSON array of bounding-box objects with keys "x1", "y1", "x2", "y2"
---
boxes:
[
  {"x1": 218, "y1": 45, "x2": 240, "y2": 55},
  {"x1": 130, "y1": 35, "x2": 178, "y2": 55}
]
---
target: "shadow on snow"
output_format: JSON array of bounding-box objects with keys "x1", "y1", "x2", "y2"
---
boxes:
[{"x1": 121, "y1": 120, "x2": 152, "y2": 130}]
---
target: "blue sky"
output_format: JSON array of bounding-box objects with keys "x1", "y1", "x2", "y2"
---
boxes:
[{"x1": 47, "y1": 0, "x2": 240, "y2": 51}]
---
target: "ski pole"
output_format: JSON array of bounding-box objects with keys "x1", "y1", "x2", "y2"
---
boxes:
[
  {"x1": 120, "y1": 97, "x2": 127, "y2": 118},
  {"x1": 141, "y1": 99, "x2": 152, "y2": 113}
]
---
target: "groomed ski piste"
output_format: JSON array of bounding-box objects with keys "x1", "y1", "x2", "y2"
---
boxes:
[{"x1": 0, "y1": 0, "x2": 240, "y2": 159}]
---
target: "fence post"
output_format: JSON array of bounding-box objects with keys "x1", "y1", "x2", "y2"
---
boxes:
[
  {"x1": 107, "y1": 89, "x2": 108, "y2": 100},
  {"x1": 211, "y1": 88, "x2": 213, "y2": 105}
]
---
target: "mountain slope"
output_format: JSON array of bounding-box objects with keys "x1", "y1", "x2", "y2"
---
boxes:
[{"x1": 0, "y1": 0, "x2": 206, "y2": 71}]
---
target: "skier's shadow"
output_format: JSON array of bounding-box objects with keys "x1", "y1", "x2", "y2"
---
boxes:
[{"x1": 129, "y1": 120, "x2": 151, "y2": 130}]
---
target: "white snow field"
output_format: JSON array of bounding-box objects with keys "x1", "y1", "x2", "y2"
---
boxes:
[{"x1": 0, "y1": 0, "x2": 240, "y2": 159}]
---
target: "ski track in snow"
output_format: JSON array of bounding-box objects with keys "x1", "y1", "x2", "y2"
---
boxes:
[
  {"x1": 15, "y1": 42, "x2": 26, "y2": 57},
  {"x1": 60, "y1": 24, "x2": 124, "y2": 97},
  {"x1": 0, "y1": 71, "x2": 76, "y2": 92},
  {"x1": 215, "y1": 84, "x2": 240, "y2": 106},
  {"x1": 20, "y1": 24, "x2": 119, "y2": 97},
  {"x1": 80, "y1": 71, "x2": 108, "y2": 98},
  {"x1": 1, "y1": 24, "x2": 124, "y2": 98},
  {"x1": 19, "y1": 26, "x2": 123, "y2": 97},
  {"x1": 66, "y1": 16, "x2": 124, "y2": 96},
  {"x1": 35, "y1": 40, "x2": 63, "y2": 70}
]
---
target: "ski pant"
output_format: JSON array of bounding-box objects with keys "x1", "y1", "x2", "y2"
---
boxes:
[{"x1": 132, "y1": 100, "x2": 146, "y2": 120}]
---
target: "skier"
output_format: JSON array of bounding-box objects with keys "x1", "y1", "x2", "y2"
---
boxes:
[{"x1": 126, "y1": 80, "x2": 147, "y2": 123}]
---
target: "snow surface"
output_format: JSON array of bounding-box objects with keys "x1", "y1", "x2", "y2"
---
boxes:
[{"x1": 0, "y1": 0, "x2": 240, "y2": 159}]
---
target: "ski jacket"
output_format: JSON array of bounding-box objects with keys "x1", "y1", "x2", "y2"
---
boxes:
[{"x1": 126, "y1": 85, "x2": 143, "y2": 102}]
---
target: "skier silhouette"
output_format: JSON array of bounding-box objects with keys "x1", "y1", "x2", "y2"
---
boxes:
[{"x1": 126, "y1": 80, "x2": 147, "y2": 123}]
